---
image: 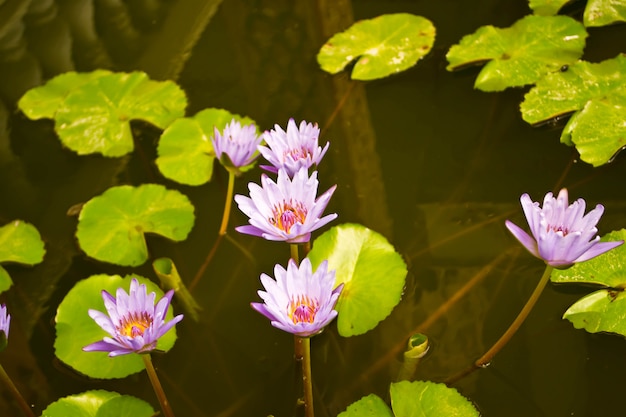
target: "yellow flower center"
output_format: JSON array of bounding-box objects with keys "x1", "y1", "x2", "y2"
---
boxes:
[
  {"x1": 284, "y1": 147, "x2": 311, "y2": 162},
  {"x1": 270, "y1": 200, "x2": 307, "y2": 233},
  {"x1": 288, "y1": 295, "x2": 319, "y2": 324},
  {"x1": 117, "y1": 312, "x2": 152, "y2": 338}
]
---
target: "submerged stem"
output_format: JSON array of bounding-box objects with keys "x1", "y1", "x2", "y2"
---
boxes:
[
  {"x1": 447, "y1": 264, "x2": 554, "y2": 384},
  {"x1": 294, "y1": 336, "x2": 314, "y2": 417},
  {"x1": 143, "y1": 354, "x2": 176, "y2": 417},
  {"x1": 0, "y1": 362, "x2": 34, "y2": 417}
]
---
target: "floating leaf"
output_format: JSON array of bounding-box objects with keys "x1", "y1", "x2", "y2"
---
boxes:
[
  {"x1": 521, "y1": 55, "x2": 626, "y2": 166},
  {"x1": 153, "y1": 257, "x2": 202, "y2": 321},
  {"x1": 317, "y1": 13, "x2": 435, "y2": 80},
  {"x1": 528, "y1": 0, "x2": 571, "y2": 16},
  {"x1": 446, "y1": 15, "x2": 586, "y2": 91},
  {"x1": 552, "y1": 230, "x2": 626, "y2": 336},
  {"x1": 390, "y1": 380, "x2": 480, "y2": 416},
  {"x1": 41, "y1": 390, "x2": 155, "y2": 417},
  {"x1": 76, "y1": 184, "x2": 195, "y2": 266},
  {"x1": 54, "y1": 274, "x2": 179, "y2": 379},
  {"x1": 155, "y1": 108, "x2": 257, "y2": 185},
  {"x1": 584, "y1": 0, "x2": 626, "y2": 27},
  {"x1": 0, "y1": 220, "x2": 45, "y2": 294},
  {"x1": 338, "y1": 394, "x2": 393, "y2": 417},
  {"x1": 308, "y1": 223, "x2": 407, "y2": 336},
  {"x1": 18, "y1": 70, "x2": 112, "y2": 120},
  {"x1": 53, "y1": 71, "x2": 187, "y2": 156}
]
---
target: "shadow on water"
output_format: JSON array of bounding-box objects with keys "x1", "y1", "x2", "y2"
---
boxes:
[{"x1": 0, "y1": 0, "x2": 626, "y2": 416}]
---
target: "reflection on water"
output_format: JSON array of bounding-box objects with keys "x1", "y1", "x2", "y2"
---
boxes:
[{"x1": 1, "y1": 0, "x2": 626, "y2": 416}]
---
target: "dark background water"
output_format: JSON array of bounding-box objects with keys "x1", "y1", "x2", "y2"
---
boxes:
[{"x1": 1, "y1": 0, "x2": 626, "y2": 416}]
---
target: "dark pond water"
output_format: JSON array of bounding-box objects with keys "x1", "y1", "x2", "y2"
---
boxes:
[{"x1": 1, "y1": 0, "x2": 626, "y2": 416}]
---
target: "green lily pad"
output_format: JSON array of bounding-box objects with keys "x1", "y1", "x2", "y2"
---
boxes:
[
  {"x1": 338, "y1": 394, "x2": 394, "y2": 417},
  {"x1": 390, "y1": 380, "x2": 479, "y2": 416},
  {"x1": 76, "y1": 184, "x2": 195, "y2": 267},
  {"x1": 528, "y1": 0, "x2": 572, "y2": 16},
  {"x1": 155, "y1": 108, "x2": 257, "y2": 185},
  {"x1": 18, "y1": 70, "x2": 112, "y2": 120},
  {"x1": 446, "y1": 15, "x2": 587, "y2": 91},
  {"x1": 317, "y1": 13, "x2": 436, "y2": 81},
  {"x1": 41, "y1": 390, "x2": 155, "y2": 417},
  {"x1": 551, "y1": 230, "x2": 626, "y2": 336},
  {"x1": 54, "y1": 274, "x2": 179, "y2": 379},
  {"x1": 521, "y1": 55, "x2": 626, "y2": 166},
  {"x1": 52, "y1": 71, "x2": 187, "y2": 157},
  {"x1": 584, "y1": 0, "x2": 626, "y2": 27},
  {"x1": 0, "y1": 220, "x2": 45, "y2": 294},
  {"x1": 338, "y1": 381, "x2": 478, "y2": 417},
  {"x1": 308, "y1": 223, "x2": 407, "y2": 337}
]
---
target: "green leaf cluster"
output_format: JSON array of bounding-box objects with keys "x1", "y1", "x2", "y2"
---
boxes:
[
  {"x1": 0, "y1": 220, "x2": 45, "y2": 294},
  {"x1": 41, "y1": 390, "x2": 154, "y2": 417},
  {"x1": 338, "y1": 381, "x2": 479, "y2": 417},
  {"x1": 529, "y1": 0, "x2": 626, "y2": 27}
]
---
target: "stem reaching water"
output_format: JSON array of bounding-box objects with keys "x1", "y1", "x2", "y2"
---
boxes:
[
  {"x1": 143, "y1": 354, "x2": 176, "y2": 417},
  {"x1": 0, "y1": 363, "x2": 34, "y2": 417},
  {"x1": 294, "y1": 336, "x2": 314, "y2": 417},
  {"x1": 447, "y1": 265, "x2": 554, "y2": 384}
]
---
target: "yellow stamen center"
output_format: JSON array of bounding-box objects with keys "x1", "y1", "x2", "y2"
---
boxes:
[
  {"x1": 117, "y1": 312, "x2": 152, "y2": 338},
  {"x1": 288, "y1": 295, "x2": 319, "y2": 324},
  {"x1": 269, "y1": 200, "x2": 307, "y2": 233}
]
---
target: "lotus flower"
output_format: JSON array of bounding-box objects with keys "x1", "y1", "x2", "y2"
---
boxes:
[
  {"x1": 212, "y1": 119, "x2": 261, "y2": 172},
  {"x1": 258, "y1": 118, "x2": 329, "y2": 177},
  {"x1": 234, "y1": 167, "x2": 337, "y2": 243},
  {"x1": 251, "y1": 258, "x2": 343, "y2": 337},
  {"x1": 84, "y1": 278, "x2": 183, "y2": 357},
  {"x1": 0, "y1": 304, "x2": 9, "y2": 351},
  {"x1": 505, "y1": 188, "x2": 623, "y2": 268}
]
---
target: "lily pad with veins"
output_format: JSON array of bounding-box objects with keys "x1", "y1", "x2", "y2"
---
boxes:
[
  {"x1": 446, "y1": 15, "x2": 587, "y2": 91},
  {"x1": 317, "y1": 13, "x2": 435, "y2": 81}
]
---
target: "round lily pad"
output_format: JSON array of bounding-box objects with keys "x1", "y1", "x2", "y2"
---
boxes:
[
  {"x1": 76, "y1": 184, "x2": 195, "y2": 267},
  {"x1": 17, "y1": 70, "x2": 112, "y2": 120},
  {"x1": 155, "y1": 108, "x2": 257, "y2": 185},
  {"x1": 390, "y1": 380, "x2": 479, "y2": 416},
  {"x1": 308, "y1": 223, "x2": 407, "y2": 336},
  {"x1": 0, "y1": 220, "x2": 45, "y2": 294},
  {"x1": 338, "y1": 394, "x2": 393, "y2": 417},
  {"x1": 41, "y1": 390, "x2": 155, "y2": 417},
  {"x1": 446, "y1": 15, "x2": 587, "y2": 91},
  {"x1": 528, "y1": 0, "x2": 571, "y2": 16},
  {"x1": 317, "y1": 13, "x2": 436, "y2": 80},
  {"x1": 584, "y1": 0, "x2": 626, "y2": 27},
  {"x1": 53, "y1": 71, "x2": 187, "y2": 156},
  {"x1": 54, "y1": 274, "x2": 179, "y2": 379}
]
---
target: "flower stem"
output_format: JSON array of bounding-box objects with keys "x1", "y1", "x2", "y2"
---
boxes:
[
  {"x1": 290, "y1": 244, "x2": 300, "y2": 264},
  {"x1": 219, "y1": 171, "x2": 236, "y2": 236},
  {"x1": 143, "y1": 354, "x2": 176, "y2": 417},
  {"x1": 447, "y1": 264, "x2": 554, "y2": 384},
  {"x1": 0, "y1": 363, "x2": 34, "y2": 417},
  {"x1": 294, "y1": 336, "x2": 314, "y2": 417}
]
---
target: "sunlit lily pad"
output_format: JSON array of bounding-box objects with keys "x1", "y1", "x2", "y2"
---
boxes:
[
  {"x1": 338, "y1": 381, "x2": 478, "y2": 417},
  {"x1": 528, "y1": 0, "x2": 572, "y2": 16},
  {"x1": 584, "y1": 0, "x2": 626, "y2": 27},
  {"x1": 17, "y1": 70, "x2": 112, "y2": 120},
  {"x1": 41, "y1": 390, "x2": 155, "y2": 417},
  {"x1": 54, "y1": 274, "x2": 179, "y2": 379},
  {"x1": 155, "y1": 108, "x2": 257, "y2": 185},
  {"x1": 521, "y1": 55, "x2": 626, "y2": 166},
  {"x1": 317, "y1": 13, "x2": 436, "y2": 81},
  {"x1": 76, "y1": 184, "x2": 195, "y2": 266},
  {"x1": 446, "y1": 15, "x2": 586, "y2": 91},
  {"x1": 52, "y1": 71, "x2": 186, "y2": 156},
  {"x1": 0, "y1": 220, "x2": 45, "y2": 294},
  {"x1": 552, "y1": 230, "x2": 626, "y2": 336},
  {"x1": 308, "y1": 223, "x2": 407, "y2": 336}
]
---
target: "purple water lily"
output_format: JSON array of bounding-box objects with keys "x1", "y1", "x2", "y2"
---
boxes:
[
  {"x1": 234, "y1": 167, "x2": 337, "y2": 243},
  {"x1": 0, "y1": 304, "x2": 9, "y2": 351},
  {"x1": 84, "y1": 278, "x2": 183, "y2": 357},
  {"x1": 505, "y1": 188, "x2": 623, "y2": 268},
  {"x1": 252, "y1": 258, "x2": 343, "y2": 337},
  {"x1": 212, "y1": 119, "x2": 262, "y2": 172},
  {"x1": 258, "y1": 118, "x2": 329, "y2": 177}
]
